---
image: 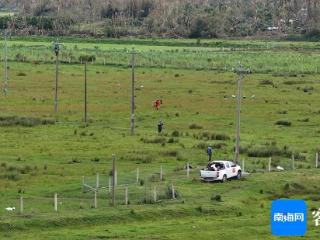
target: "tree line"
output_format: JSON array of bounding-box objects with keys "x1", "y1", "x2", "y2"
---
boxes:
[{"x1": 1, "y1": 0, "x2": 320, "y2": 39}]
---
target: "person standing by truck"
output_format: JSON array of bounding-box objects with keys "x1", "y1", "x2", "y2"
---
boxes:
[{"x1": 207, "y1": 145, "x2": 213, "y2": 161}]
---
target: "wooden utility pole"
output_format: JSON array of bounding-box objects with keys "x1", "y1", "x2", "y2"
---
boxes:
[
  {"x1": 131, "y1": 48, "x2": 136, "y2": 135},
  {"x1": 112, "y1": 154, "x2": 116, "y2": 206},
  {"x1": 3, "y1": 30, "x2": 8, "y2": 95},
  {"x1": 84, "y1": 62, "x2": 88, "y2": 125}
]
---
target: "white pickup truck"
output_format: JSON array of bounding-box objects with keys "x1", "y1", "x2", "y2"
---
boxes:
[{"x1": 200, "y1": 160, "x2": 242, "y2": 182}]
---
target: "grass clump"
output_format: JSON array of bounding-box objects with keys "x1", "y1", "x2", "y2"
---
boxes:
[
  {"x1": 211, "y1": 194, "x2": 222, "y2": 202},
  {"x1": 0, "y1": 116, "x2": 55, "y2": 127},
  {"x1": 198, "y1": 131, "x2": 230, "y2": 141},
  {"x1": 259, "y1": 80, "x2": 274, "y2": 86},
  {"x1": 277, "y1": 110, "x2": 288, "y2": 114},
  {"x1": 17, "y1": 72, "x2": 27, "y2": 77},
  {"x1": 189, "y1": 123, "x2": 203, "y2": 129},
  {"x1": 163, "y1": 184, "x2": 179, "y2": 199},
  {"x1": 163, "y1": 150, "x2": 179, "y2": 157},
  {"x1": 141, "y1": 137, "x2": 167, "y2": 144},
  {"x1": 125, "y1": 154, "x2": 154, "y2": 164},
  {"x1": 171, "y1": 130, "x2": 180, "y2": 137},
  {"x1": 79, "y1": 55, "x2": 96, "y2": 62},
  {"x1": 275, "y1": 120, "x2": 291, "y2": 127},
  {"x1": 167, "y1": 137, "x2": 179, "y2": 144}
]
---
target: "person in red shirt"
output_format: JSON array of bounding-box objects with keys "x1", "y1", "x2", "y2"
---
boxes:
[{"x1": 154, "y1": 99, "x2": 162, "y2": 110}]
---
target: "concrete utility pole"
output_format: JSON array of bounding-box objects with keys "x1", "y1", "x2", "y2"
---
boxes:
[
  {"x1": 234, "y1": 63, "x2": 250, "y2": 164},
  {"x1": 53, "y1": 39, "x2": 62, "y2": 113},
  {"x1": 131, "y1": 48, "x2": 136, "y2": 135},
  {"x1": 3, "y1": 30, "x2": 8, "y2": 95},
  {"x1": 84, "y1": 62, "x2": 88, "y2": 125},
  {"x1": 112, "y1": 154, "x2": 116, "y2": 206}
]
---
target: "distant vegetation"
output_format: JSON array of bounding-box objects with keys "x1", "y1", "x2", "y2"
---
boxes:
[{"x1": 1, "y1": 0, "x2": 320, "y2": 39}]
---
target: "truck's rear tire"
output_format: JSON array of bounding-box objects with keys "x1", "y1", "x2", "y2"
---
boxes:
[
  {"x1": 222, "y1": 174, "x2": 227, "y2": 183},
  {"x1": 237, "y1": 171, "x2": 242, "y2": 180}
]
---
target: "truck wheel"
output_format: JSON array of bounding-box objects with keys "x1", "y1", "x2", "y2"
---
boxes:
[
  {"x1": 237, "y1": 171, "x2": 242, "y2": 180},
  {"x1": 222, "y1": 174, "x2": 227, "y2": 183}
]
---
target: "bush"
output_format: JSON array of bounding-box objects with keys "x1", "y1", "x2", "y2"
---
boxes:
[
  {"x1": 139, "y1": 179, "x2": 144, "y2": 186},
  {"x1": 211, "y1": 194, "x2": 222, "y2": 202},
  {"x1": 189, "y1": 123, "x2": 203, "y2": 129},
  {"x1": 283, "y1": 80, "x2": 306, "y2": 85},
  {"x1": 171, "y1": 130, "x2": 179, "y2": 137},
  {"x1": 149, "y1": 173, "x2": 161, "y2": 182},
  {"x1": 277, "y1": 110, "x2": 287, "y2": 114},
  {"x1": 211, "y1": 133, "x2": 230, "y2": 141},
  {"x1": 305, "y1": 29, "x2": 320, "y2": 41},
  {"x1": 164, "y1": 184, "x2": 179, "y2": 199},
  {"x1": 275, "y1": 120, "x2": 291, "y2": 127},
  {"x1": 283, "y1": 183, "x2": 290, "y2": 191},
  {"x1": 91, "y1": 157, "x2": 100, "y2": 162},
  {"x1": 298, "y1": 118, "x2": 309, "y2": 122},
  {"x1": 79, "y1": 55, "x2": 96, "y2": 63},
  {"x1": 125, "y1": 154, "x2": 154, "y2": 164},
  {"x1": 260, "y1": 80, "x2": 274, "y2": 86},
  {"x1": 15, "y1": 53, "x2": 27, "y2": 62},
  {"x1": 163, "y1": 150, "x2": 179, "y2": 157},
  {"x1": 167, "y1": 137, "x2": 178, "y2": 144},
  {"x1": 17, "y1": 72, "x2": 27, "y2": 77},
  {"x1": 213, "y1": 142, "x2": 227, "y2": 149},
  {"x1": 194, "y1": 142, "x2": 207, "y2": 149},
  {"x1": 198, "y1": 131, "x2": 230, "y2": 141},
  {"x1": 141, "y1": 137, "x2": 166, "y2": 144},
  {"x1": 0, "y1": 170, "x2": 21, "y2": 181},
  {"x1": 241, "y1": 143, "x2": 301, "y2": 159},
  {"x1": 20, "y1": 165, "x2": 32, "y2": 174}
]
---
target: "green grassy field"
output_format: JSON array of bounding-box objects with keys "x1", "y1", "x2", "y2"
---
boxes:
[{"x1": 0, "y1": 37, "x2": 320, "y2": 239}]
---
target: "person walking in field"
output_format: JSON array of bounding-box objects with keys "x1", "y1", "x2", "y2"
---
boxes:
[
  {"x1": 207, "y1": 145, "x2": 213, "y2": 161},
  {"x1": 157, "y1": 120, "x2": 164, "y2": 134},
  {"x1": 154, "y1": 99, "x2": 162, "y2": 110}
]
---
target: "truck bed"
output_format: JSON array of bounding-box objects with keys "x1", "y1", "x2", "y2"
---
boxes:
[{"x1": 200, "y1": 170, "x2": 219, "y2": 179}]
